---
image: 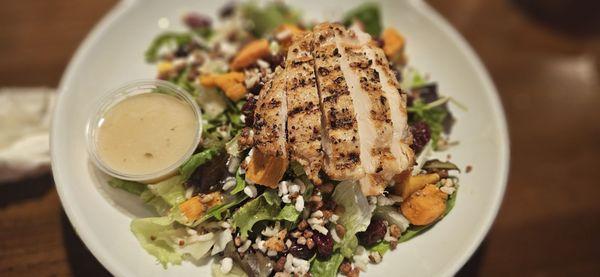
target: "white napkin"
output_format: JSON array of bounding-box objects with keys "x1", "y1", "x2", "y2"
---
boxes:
[{"x1": 0, "y1": 87, "x2": 55, "y2": 183}]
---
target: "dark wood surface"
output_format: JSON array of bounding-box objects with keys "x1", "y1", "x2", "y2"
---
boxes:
[{"x1": 1, "y1": 0, "x2": 599, "y2": 276}]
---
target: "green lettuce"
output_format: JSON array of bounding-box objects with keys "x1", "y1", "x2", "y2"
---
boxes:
[
  {"x1": 342, "y1": 2, "x2": 382, "y2": 37},
  {"x1": 369, "y1": 241, "x2": 390, "y2": 255},
  {"x1": 231, "y1": 190, "x2": 300, "y2": 238},
  {"x1": 230, "y1": 171, "x2": 246, "y2": 195},
  {"x1": 332, "y1": 181, "x2": 374, "y2": 258},
  {"x1": 145, "y1": 32, "x2": 192, "y2": 63},
  {"x1": 130, "y1": 217, "x2": 215, "y2": 267},
  {"x1": 179, "y1": 148, "x2": 221, "y2": 180},
  {"x1": 108, "y1": 178, "x2": 146, "y2": 195},
  {"x1": 241, "y1": 2, "x2": 301, "y2": 37},
  {"x1": 147, "y1": 175, "x2": 187, "y2": 206},
  {"x1": 141, "y1": 189, "x2": 172, "y2": 215},
  {"x1": 310, "y1": 252, "x2": 344, "y2": 277}
]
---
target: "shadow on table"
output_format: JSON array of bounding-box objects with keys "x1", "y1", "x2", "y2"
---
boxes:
[
  {"x1": 456, "y1": 240, "x2": 489, "y2": 277},
  {"x1": 0, "y1": 173, "x2": 53, "y2": 208},
  {"x1": 60, "y1": 212, "x2": 111, "y2": 277}
]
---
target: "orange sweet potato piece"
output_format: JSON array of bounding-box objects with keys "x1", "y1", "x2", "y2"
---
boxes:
[
  {"x1": 394, "y1": 173, "x2": 440, "y2": 199},
  {"x1": 230, "y1": 39, "x2": 270, "y2": 70},
  {"x1": 178, "y1": 192, "x2": 222, "y2": 221},
  {"x1": 245, "y1": 149, "x2": 288, "y2": 189},
  {"x1": 199, "y1": 72, "x2": 247, "y2": 101},
  {"x1": 401, "y1": 184, "x2": 447, "y2": 225},
  {"x1": 381, "y1": 27, "x2": 406, "y2": 63},
  {"x1": 275, "y1": 24, "x2": 305, "y2": 48}
]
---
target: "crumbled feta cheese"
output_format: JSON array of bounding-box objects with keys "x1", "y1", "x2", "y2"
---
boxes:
[
  {"x1": 440, "y1": 186, "x2": 456, "y2": 195},
  {"x1": 222, "y1": 176, "x2": 237, "y2": 191},
  {"x1": 353, "y1": 246, "x2": 370, "y2": 271},
  {"x1": 220, "y1": 257, "x2": 233, "y2": 273},
  {"x1": 256, "y1": 59, "x2": 270, "y2": 69},
  {"x1": 244, "y1": 184, "x2": 258, "y2": 198},
  {"x1": 227, "y1": 156, "x2": 240, "y2": 174},
  {"x1": 307, "y1": 217, "x2": 323, "y2": 225},
  {"x1": 311, "y1": 210, "x2": 324, "y2": 218},
  {"x1": 312, "y1": 224, "x2": 328, "y2": 235},
  {"x1": 330, "y1": 227, "x2": 341, "y2": 243},
  {"x1": 282, "y1": 194, "x2": 292, "y2": 204},
  {"x1": 238, "y1": 239, "x2": 251, "y2": 253},
  {"x1": 330, "y1": 214, "x2": 339, "y2": 223},
  {"x1": 267, "y1": 250, "x2": 278, "y2": 257},
  {"x1": 262, "y1": 222, "x2": 281, "y2": 237},
  {"x1": 288, "y1": 183, "x2": 300, "y2": 194},
  {"x1": 285, "y1": 239, "x2": 292, "y2": 249},
  {"x1": 284, "y1": 254, "x2": 310, "y2": 275},
  {"x1": 295, "y1": 195, "x2": 304, "y2": 212},
  {"x1": 278, "y1": 181, "x2": 290, "y2": 196},
  {"x1": 185, "y1": 186, "x2": 195, "y2": 199}
]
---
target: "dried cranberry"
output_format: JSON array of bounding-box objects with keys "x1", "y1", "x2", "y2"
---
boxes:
[
  {"x1": 313, "y1": 233, "x2": 334, "y2": 259},
  {"x1": 321, "y1": 199, "x2": 337, "y2": 211},
  {"x1": 265, "y1": 54, "x2": 285, "y2": 71},
  {"x1": 183, "y1": 12, "x2": 212, "y2": 29},
  {"x1": 288, "y1": 244, "x2": 314, "y2": 260},
  {"x1": 219, "y1": 1, "x2": 236, "y2": 19},
  {"x1": 410, "y1": 121, "x2": 431, "y2": 153},
  {"x1": 249, "y1": 81, "x2": 264, "y2": 95},
  {"x1": 357, "y1": 218, "x2": 386, "y2": 247}
]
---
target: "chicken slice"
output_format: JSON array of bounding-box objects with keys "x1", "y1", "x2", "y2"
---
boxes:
[
  {"x1": 246, "y1": 68, "x2": 289, "y2": 188},
  {"x1": 312, "y1": 23, "x2": 364, "y2": 180},
  {"x1": 285, "y1": 32, "x2": 324, "y2": 185},
  {"x1": 351, "y1": 26, "x2": 415, "y2": 193},
  {"x1": 329, "y1": 24, "x2": 401, "y2": 195}
]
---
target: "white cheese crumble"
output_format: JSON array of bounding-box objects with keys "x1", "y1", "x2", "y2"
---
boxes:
[
  {"x1": 244, "y1": 184, "x2": 258, "y2": 198},
  {"x1": 220, "y1": 257, "x2": 233, "y2": 274}
]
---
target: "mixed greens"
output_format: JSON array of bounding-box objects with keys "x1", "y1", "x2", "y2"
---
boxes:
[{"x1": 107, "y1": 2, "x2": 463, "y2": 276}]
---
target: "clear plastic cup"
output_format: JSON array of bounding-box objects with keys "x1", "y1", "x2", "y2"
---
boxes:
[{"x1": 86, "y1": 79, "x2": 202, "y2": 183}]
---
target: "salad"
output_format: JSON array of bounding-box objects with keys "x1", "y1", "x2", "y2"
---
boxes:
[{"x1": 108, "y1": 2, "x2": 462, "y2": 276}]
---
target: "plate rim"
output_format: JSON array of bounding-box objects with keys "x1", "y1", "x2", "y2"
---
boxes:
[{"x1": 50, "y1": 1, "x2": 510, "y2": 276}]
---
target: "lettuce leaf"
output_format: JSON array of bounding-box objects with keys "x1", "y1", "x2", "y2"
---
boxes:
[
  {"x1": 342, "y1": 2, "x2": 382, "y2": 37},
  {"x1": 231, "y1": 190, "x2": 298, "y2": 238},
  {"x1": 147, "y1": 175, "x2": 187, "y2": 206},
  {"x1": 241, "y1": 2, "x2": 301, "y2": 37},
  {"x1": 230, "y1": 171, "x2": 247, "y2": 195},
  {"x1": 130, "y1": 217, "x2": 215, "y2": 267},
  {"x1": 212, "y1": 261, "x2": 248, "y2": 277},
  {"x1": 310, "y1": 252, "x2": 344, "y2": 277},
  {"x1": 145, "y1": 32, "x2": 192, "y2": 63},
  {"x1": 180, "y1": 148, "x2": 221, "y2": 181},
  {"x1": 368, "y1": 241, "x2": 390, "y2": 255},
  {"x1": 108, "y1": 178, "x2": 146, "y2": 195},
  {"x1": 332, "y1": 181, "x2": 373, "y2": 258},
  {"x1": 141, "y1": 189, "x2": 172, "y2": 215}
]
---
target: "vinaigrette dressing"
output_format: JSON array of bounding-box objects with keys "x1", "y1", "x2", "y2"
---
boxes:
[{"x1": 96, "y1": 93, "x2": 197, "y2": 176}]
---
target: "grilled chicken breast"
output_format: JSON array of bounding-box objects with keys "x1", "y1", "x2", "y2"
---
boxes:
[
  {"x1": 246, "y1": 68, "x2": 289, "y2": 188},
  {"x1": 331, "y1": 24, "x2": 402, "y2": 195},
  {"x1": 312, "y1": 23, "x2": 364, "y2": 180},
  {"x1": 245, "y1": 23, "x2": 412, "y2": 193},
  {"x1": 285, "y1": 32, "x2": 324, "y2": 185}
]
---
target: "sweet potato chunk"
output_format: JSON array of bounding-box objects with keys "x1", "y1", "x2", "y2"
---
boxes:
[
  {"x1": 394, "y1": 173, "x2": 440, "y2": 199},
  {"x1": 199, "y1": 72, "x2": 247, "y2": 101},
  {"x1": 381, "y1": 27, "x2": 406, "y2": 64},
  {"x1": 245, "y1": 149, "x2": 288, "y2": 188},
  {"x1": 401, "y1": 184, "x2": 447, "y2": 225},
  {"x1": 178, "y1": 192, "x2": 222, "y2": 221},
  {"x1": 230, "y1": 39, "x2": 270, "y2": 70},
  {"x1": 275, "y1": 24, "x2": 305, "y2": 48}
]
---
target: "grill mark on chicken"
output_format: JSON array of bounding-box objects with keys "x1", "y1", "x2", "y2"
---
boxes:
[
  {"x1": 312, "y1": 23, "x2": 364, "y2": 180},
  {"x1": 285, "y1": 32, "x2": 324, "y2": 184}
]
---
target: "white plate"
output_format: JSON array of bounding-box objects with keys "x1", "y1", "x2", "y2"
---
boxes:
[{"x1": 51, "y1": 0, "x2": 509, "y2": 276}]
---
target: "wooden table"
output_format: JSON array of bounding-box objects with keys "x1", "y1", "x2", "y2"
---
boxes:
[{"x1": 1, "y1": 0, "x2": 599, "y2": 276}]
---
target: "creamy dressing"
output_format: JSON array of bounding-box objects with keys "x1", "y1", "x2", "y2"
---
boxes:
[{"x1": 96, "y1": 93, "x2": 197, "y2": 176}]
